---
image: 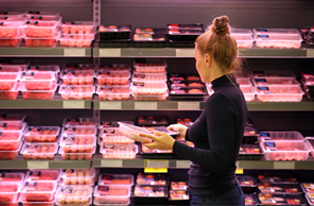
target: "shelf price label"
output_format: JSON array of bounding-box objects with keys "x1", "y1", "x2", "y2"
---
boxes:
[
  {"x1": 144, "y1": 159, "x2": 168, "y2": 173},
  {"x1": 63, "y1": 100, "x2": 85, "y2": 109},
  {"x1": 176, "y1": 160, "x2": 191, "y2": 168},
  {"x1": 235, "y1": 168, "x2": 244, "y2": 174},
  {"x1": 273, "y1": 161, "x2": 295, "y2": 169},
  {"x1": 307, "y1": 49, "x2": 314, "y2": 57},
  {"x1": 178, "y1": 102, "x2": 200, "y2": 110},
  {"x1": 176, "y1": 49, "x2": 194, "y2": 57},
  {"x1": 27, "y1": 161, "x2": 49, "y2": 169},
  {"x1": 134, "y1": 102, "x2": 157, "y2": 110},
  {"x1": 101, "y1": 159, "x2": 123, "y2": 167},
  {"x1": 99, "y1": 48, "x2": 121, "y2": 57},
  {"x1": 99, "y1": 101, "x2": 122, "y2": 110},
  {"x1": 64, "y1": 48, "x2": 86, "y2": 56}
]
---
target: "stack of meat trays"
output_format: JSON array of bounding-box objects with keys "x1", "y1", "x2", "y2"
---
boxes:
[
  {"x1": 300, "y1": 182, "x2": 314, "y2": 205},
  {"x1": 133, "y1": 27, "x2": 167, "y2": 47},
  {"x1": 257, "y1": 173, "x2": 306, "y2": 205},
  {"x1": 167, "y1": 23, "x2": 204, "y2": 47},
  {"x1": 170, "y1": 74, "x2": 207, "y2": 98},
  {"x1": 97, "y1": 24, "x2": 132, "y2": 47},
  {"x1": 93, "y1": 173, "x2": 134, "y2": 205},
  {"x1": 59, "y1": 168, "x2": 97, "y2": 186},
  {"x1": 300, "y1": 72, "x2": 314, "y2": 100},
  {"x1": 0, "y1": 12, "x2": 25, "y2": 47},
  {"x1": 0, "y1": 64, "x2": 22, "y2": 100},
  {"x1": 96, "y1": 64, "x2": 131, "y2": 101},
  {"x1": 0, "y1": 114, "x2": 26, "y2": 160},
  {"x1": 58, "y1": 117, "x2": 97, "y2": 160},
  {"x1": 259, "y1": 131, "x2": 310, "y2": 161},
  {"x1": 131, "y1": 59, "x2": 168, "y2": 101},
  {"x1": 168, "y1": 181, "x2": 189, "y2": 205},
  {"x1": 55, "y1": 185, "x2": 93, "y2": 206},
  {"x1": 231, "y1": 28, "x2": 255, "y2": 49}
]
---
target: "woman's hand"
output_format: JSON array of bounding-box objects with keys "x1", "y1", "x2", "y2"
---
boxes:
[
  {"x1": 167, "y1": 123, "x2": 188, "y2": 140},
  {"x1": 132, "y1": 131, "x2": 175, "y2": 151}
]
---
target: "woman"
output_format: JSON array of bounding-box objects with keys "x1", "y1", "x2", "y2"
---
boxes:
[{"x1": 132, "y1": 16, "x2": 247, "y2": 206}]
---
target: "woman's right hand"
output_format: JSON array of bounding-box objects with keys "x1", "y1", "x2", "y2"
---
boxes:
[{"x1": 167, "y1": 123, "x2": 188, "y2": 140}]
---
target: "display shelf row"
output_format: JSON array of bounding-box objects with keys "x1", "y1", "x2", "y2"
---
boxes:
[
  {"x1": 0, "y1": 47, "x2": 314, "y2": 58},
  {"x1": 1, "y1": 97, "x2": 314, "y2": 111},
  {"x1": 1, "y1": 155, "x2": 314, "y2": 170}
]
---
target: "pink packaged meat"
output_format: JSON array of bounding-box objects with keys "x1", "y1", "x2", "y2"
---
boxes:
[
  {"x1": 61, "y1": 21, "x2": 96, "y2": 34},
  {"x1": 59, "y1": 85, "x2": 95, "y2": 100},
  {"x1": 96, "y1": 85, "x2": 131, "y2": 101},
  {"x1": 21, "y1": 181, "x2": 57, "y2": 202},
  {"x1": 22, "y1": 20, "x2": 59, "y2": 37},
  {"x1": 99, "y1": 143, "x2": 138, "y2": 159},
  {"x1": 56, "y1": 185, "x2": 92, "y2": 206},
  {"x1": 25, "y1": 170, "x2": 60, "y2": 182},
  {"x1": 98, "y1": 174, "x2": 134, "y2": 186},
  {"x1": 59, "y1": 135, "x2": 96, "y2": 153},
  {"x1": 0, "y1": 182, "x2": 21, "y2": 203},
  {"x1": 25, "y1": 126, "x2": 60, "y2": 143},
  {"x1": 96, "y1": 70, "x2": 130, "y2": 86},
  {"x1": 60, "y1": 168, "x2": 96, "y2": 185},
  {"x1": 93, "y1": 185, "x2": 131, "y2": 204},
  {"x1": 61, "y1": 69, "x2": 95, "y2": 85},
  {"x1": 21, "y1": 142, "x2": 58, "y2": 160}
]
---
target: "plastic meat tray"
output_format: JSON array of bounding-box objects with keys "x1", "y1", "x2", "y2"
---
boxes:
[
  {"x1": 257, "y1": 173, "x2": 299, "y2": 185},
  {"x1": 61, "y1": 69, "x2": 95, "y2": 85},
  {"x1": 20, "y1": 82, "x2": 57, "y2": 100},
  {"x1": 25, "y1": 126, "x2": 60, "y2": 142},
  {"x1": 253, "y1": 77, "x2": 300, "y2": 86},
  {"x1": 0, "y1": 141, "x2": 22, "y2": 159},
  {"x1": 58, "y1": 146, "x2": 95, "y2": 160},
  {"x1": 98, "y1": 174, "x2": 134, "y2": 186},
  {"x1": 306, "y1": 137, "x2": 314, "y2": 158},
  {"x1": 300, "y1": 182, "x2": 314, "y2": 193},
  {"x1": 59, "y1": 85, "x2": 95, "y2": 100},
  {"x1": 133, "y1": 59, "x2": 167, "y2": 73},
  {"x1": 21, "y1": 181, "x2": 57, "y2": 202},
  {"x1": 21, "y1": 71, "x2": 56, "y2": 90},
  {"x1": 61, "y1": 21, "x2": 97, "y2": 34},
  {"x1": 25, "y1": 170, "x2": 60, "y2": 182},
  {"x1": 118, "y1": 122, "x2": 151, "y2": 143},
  {"x1": 256, "y1": 85, "x2": 304, "y2": 102},
  {"x1": 56, "y1": 185, "x2": 93, "y2": 206},
  {"x1": 0, "y1": 131, "x2": 23, "y2": 151},
  {"x1": 99, "y1": 143, "x2": 138, "y2": 159},
  {"x1": 59, "y1": 135, "x2": 96, "y2": 153},
  {"x1": 257, "y1": 193, "x2": 306, "y2": 205},
  {"x1": 0, "y1": 21, "x2": 22, "y2": 38},
  {"x1": 21, "y1": 142, "x2": 58, "y2": 160},
  {"x1": 60, "y1": 168, "x2": 96, "y2": 186},
  {"x1": 136, "y1": 173, "x2": 168, "y2": 186},
  {"x1": 259, "y1": 131, "x2": 304, "y2": 142},
  {"x1": 238, "y1": 144, "x2": 263, "y2": 160},
  {"x1": 133, "y1": 185, "x2": 168, "y2": 205},
  {"x1": 93, "y1": 185, "x2": 131, "y2": 205},
  {"x1": 0, "y1": 181, "x2": 21, "y2": 203},
  {"x1": 96, "y1": 70, "x2": 130, "y2": 86},
  {"x1": 258, "y1": 183, "x2": 302, "y2": 194},
  {"x1": 59, "y1": 34, "x2": 95, "y2": 47},
  {"x1": 240, "y1": 85, "x2": 257, "y2": 102},
  {"x1": 97, "y1": 85, "x2": 130, "y2": 101},
  {"x1": 22, "y1": 20, "x2": 60, "y2": 37},
  {"x1": 62, "y1": 117, "x2": 97, "y2": 127},
  {"x1": 61, "y1": 125, "x2": 96, "y2": 136},
  {"x1": 98, "y1": 25, "x2": 132, "y2": 40},
  {"x1": 0, "y1": 172, "x2": 25, "y2": 182}
]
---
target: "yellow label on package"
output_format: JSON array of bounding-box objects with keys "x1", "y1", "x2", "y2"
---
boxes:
[
  {"x1": 235, "y1": 168, "x2": 243, "y2": 174},
  {"x1": 144, "y1": 159, "x2": 168, "y2": 173}
]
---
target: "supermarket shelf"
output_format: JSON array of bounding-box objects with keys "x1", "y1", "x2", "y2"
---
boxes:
[
  {"x1": 0, "y1": 47, "x2": 92, "y2": 57},
  {"x1": 93, "y1": 156, "x2": 314, "y2": 170},
  {"x1": 93, "y1": 47, "x2": 314, "y2": 58},
  {"x1": 0, "y1": 155, "x2": 91, "y2": 169},
  {"x1": 0, "y1": 96, "x2": 92, "y2": 109},
  {"x1": 94, "y1": 100, "x2": 314, "y2": 111}
]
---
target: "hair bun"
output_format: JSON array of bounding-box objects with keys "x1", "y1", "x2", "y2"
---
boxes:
[{"x1": 211, "y1": 16, "x2": 230, "y2": 35}]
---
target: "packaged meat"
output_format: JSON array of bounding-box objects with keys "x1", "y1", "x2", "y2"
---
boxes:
[
  {"x1": 22, "y1": 20, "x2": 59, "y2": 37},
  {"x1": 256, "y1": 85, "x2": 304, "y2": 102},
  {"x1": 65, "y1": 63, "x2": 98, "y2": 71},
  {"x1": 137, "y1": 116, "x2": 169, "y2": 126},
  {"x1": 238, "y1": 144, "x2": 263, "y2": 160},
  {"x1": 236, "y1": 77, "x2": 253, "y2": 86},
  {"x1": 21, "y1": 181, "x2": 57, "y2": 202},
  {"x1": 96, "y1": 70, "x2": 130, "y2": 86},
  {"x1": 99, "y1": 64, "x2": 130, "y2": 71},
  {"x1": 93, "y1": 198, "x2": 130, "y2": 206},
  {"x1": 26, "y1": 11, "x2": 60, "y2": 18},
  {"x1": 300, "y1": 183, "x2": 314, "y2": 193},
  {"x1": 171, "y1": 87, "x2": 207, "y2": 96},
  {"x1": 0, "y1": 63, "x2": 26, "y2": 72},
  {"x1": 98, "y1": 133, "x2": 135, "y2": 144},
  {"x1": 170, "y1": 181, "x2": 188, "y2": 190},
  {"x1": 98, "y1": 174, "x2": 134, "y2": 186},
  {"x1": 27, "y1": 15, "x2": 62, "y2": 22},
  {"x1": 0, "y1": 131, "x2": 23, "y2": 151},
  {"x1": 0, "y1": 141, "x2": 22, "y2": 160},
  {"x1": 169, "y1": 190, "x2": 189, "y2": 200},
  {"x1": 118, "y1": 122, "x2": 151, "y2": 143},
  {"x1": 60, "y1": 168, "x2": 96, "y2": 186},
  {"x1": 260, "y1": 140, "x2": 310, "y2": 161},
  {"x1": 0, "y1": 182, "x2": 21, "y2": 203},
  {"x1": 93, "y1": 185, "x2": 131, "y2": 204},
  {"x1": 306, "y1": 137, "x2": 314, "y2": 158},
  {"x1": 21, "y1": 71, "x2": 56, "y2": 90},
  {"x1": 257, "y1": 193, "x2": 306, "y2": 205},
  {"x1": 253, "y1": 70, "x2": 296, "y2": 78},
  {"x1": 231, "y1": 28, "x2": 254, "y2": 49},
  {"x1": 170, "y1": 80, "x2": 204, "y2": 88},
  {"x1": 27, "y1": 65, "x2": 60, "y2": 74},
  {"x1": 0, "y1": 21, "x2": 22, "y2": 38},
  {"x1": 258, "y1": 183, "x2": 302, "y2": 194},
  {"x1": 243, "y1": 125, "x2": 259, "y2": 143},
  {"x1": 240, "y1": 85, "x2": 257, "y2": 102},
  {"x1": 133, "y1": 59, "x2": 167, "y2": 73},
  {"x1": 61, "y1": 69, "x2": 95, "y2": 85},
  {"x1": 58, "y1": 34, "x2": 95, "y2": 47},
  {"x1": 0, "y1": 37, "x2": 22, "y2": 47},
  {"x1": 238, "y1": 175, "x2": 258, "y2": 193},
  {"x1": 0, "y1": 172, "x2": 25, "y2": 182},
  {"x1": 169, "y1": 74, "x2": 201, "y2": 81},
  {"x1": 133, "y1": 34, "x2": 167, "y2": 47},
  {"x1": 136, "y1": 173, "x2": 168, "y2": 186},
  {"x1": 132, "y1": 72, "x2": 167, "y2": 82},
  {"x1": 62, "y1": 117, "x2": 97, "y2": 127},
  {"x1": 253, "y1": 28, "x2": 300, "y2": 35},
  {"x1": 131, "y1": 81, "x2": 168, "y2": 95},
  {"x1": 176, "y1": 118, "x2": 194, "y2": 127},
  {"x1": 0, "y1": 121, "x2": 26, "y2": 131},
  {"x1": 253, "y1": 77, "x2": 300, "y2": 86},
  {"x1": 0, "y1": 72, "x2": 19, "y2": 91},
  {"x1": 19, "y1": 196, "x2": 56, "y2": 206},
  {"x1": 259, "y1": 131, "x2": 304, "y2": 142},
  {"x1": 133, "y1": 185, "x2": 168, "y2": 205},
  {"x1": 56, "y1": 185, "x2": 92, "y2": 206},
  {"x1": 167, "y1": 23, "x2": 204, "y2": 41},
  {"x1": 305, "y1": 193, "x2": 314, "y2": 206},
  {"x1": 25, "y1": 170, "x2": 60, "y2": 182},
  {"x1": 0, "y1": 11, "x2": 26, "y2": 19},
  {"x1": 98, "y1": 120, "x2": 134, "y2": 129},
  {"x1": 21, "y1": 142, "x2": 58, "y2": 160},
  {"x1": 98, "y1": 25, "x2": 132, "y2": 40},
  {"x1": 25, "y1": 126, "x2": 60, "y2": 143},
  {"x1": 255, "y1": 33, "x2": 302, "y2": 49},
  {"x1": 61, "y1": 21, "x2": 97, "y2": 35},
  {"x1": 244, "y1": 193, "x2": 258, "y2": 205},
  {"x1": 58, "y1": 85, "x2": 95, "y2": 100},
  {"x1": 99, "y1": 143, "x2": 138, "y2": 159},
  {"x1": 59, "y1": 135, "x2": 96, "y2": 153},
  {"x1": 258, "y1": 173, "x2": 299, "y2": 185},
  {"x1": 0, "y1": 83, "x2": 19, "y2": 100},
  {"x1": 20, "y1": 83, "x2": 57, "y2": 100},
  {"x1": 96, "y1": 85, "x2": 130, "y2": 101},
  {"x1": 132, "y1": 93, "x2": 168, "y2": 101},
  {"x1": 24, "y1": 34, "x2": 60, "y2": 47},
  {"x1": 61, "y1": 125, "x2": 96, "y2": 136},
  {"x1": 58, "y1": 146, "x2": 95, "y2": 160}
]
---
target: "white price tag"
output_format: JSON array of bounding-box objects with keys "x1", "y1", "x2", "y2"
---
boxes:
[
  {"x1": 63, "y1": 100, "x2": 85, "y2": 109},
  {"x1": 273, "y1": 161, "x2": 295, "y2": 169},
  {"x1": 176, "y1": 160, "x2": 191, "y2": 168},
  {"x1": 99, "y1": 49, "x2": 121, "y2": 57},
  {"x1": 307, "y1": 49, "x2": 314, "y2": 57},
  {"x1": 178, "y1": 102, "x2": 200, "y2": 110},
  {"x1": 134, "y1": 102, "x2": 157, "y2": 110},
  {"x1": 64, "y1": 48, "x2": 85, "y2": 56},
  {"x1": 176, "y1": 49, "x2": 194, "y2": 57},
  {"x1": 27, "y1": 161, "x2": 49, "y2": 169},
  {"x1": 101, "y1": 159, "x2": 123, "y2": 167},
  {"x1": 100, "y1": 102, "x2": 122, "y2": 110}
]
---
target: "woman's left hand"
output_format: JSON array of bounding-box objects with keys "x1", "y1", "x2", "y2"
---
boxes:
[{"x1": 133, "y1": 131, "x2": 175, "y2": 151}]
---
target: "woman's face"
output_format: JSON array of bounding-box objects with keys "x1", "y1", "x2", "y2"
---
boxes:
[{"x1": 194, "y1": 45, "x2": 210, "y2": 83}]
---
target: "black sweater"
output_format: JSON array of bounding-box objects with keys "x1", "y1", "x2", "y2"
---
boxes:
[{"x1": 173, "y1": 74, "x2": 248, "y2": 197}]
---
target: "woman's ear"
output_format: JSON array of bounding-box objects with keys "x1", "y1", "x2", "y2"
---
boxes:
[{"x1": 205, "y1": 54, "x2": 211, "y2": 68}]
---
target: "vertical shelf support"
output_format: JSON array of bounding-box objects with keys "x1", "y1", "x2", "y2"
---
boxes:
[{"x1": 93, "y1": 0, "x2": 101, "y2": 25}]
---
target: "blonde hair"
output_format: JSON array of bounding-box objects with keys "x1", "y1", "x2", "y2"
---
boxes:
[{"x1": 195, "y1": 16, "x2": 241, "y2": 75}]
